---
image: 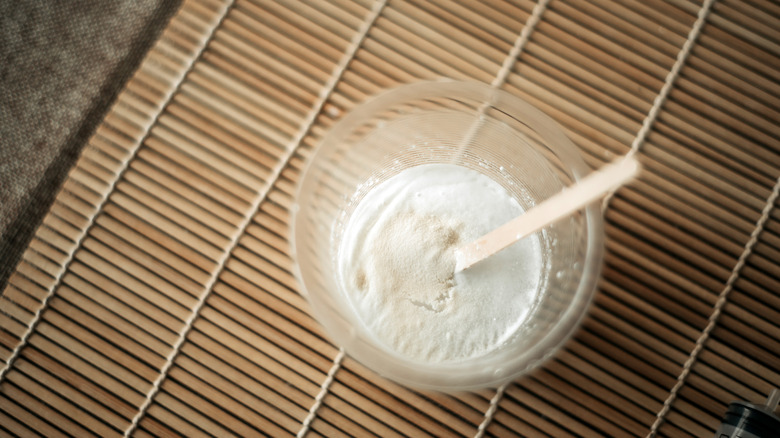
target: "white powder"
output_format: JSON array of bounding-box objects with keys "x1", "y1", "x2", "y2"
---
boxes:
[{"x1": 338, "y1": 164, "x2": 543, "y2": 363}]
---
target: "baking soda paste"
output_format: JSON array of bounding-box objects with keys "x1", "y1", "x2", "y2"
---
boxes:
[{"x1": 337, "y1": 164, "x2": 543, "y2": 363}]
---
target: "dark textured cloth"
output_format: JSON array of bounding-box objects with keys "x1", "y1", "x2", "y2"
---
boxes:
[{"x1": 0, "y1": 0, "x2": 182, "y2": 288}]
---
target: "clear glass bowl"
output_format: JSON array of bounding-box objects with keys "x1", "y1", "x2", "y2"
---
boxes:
[{"x1": 291, "y1": 81, "x2": 604, "y2": 391}]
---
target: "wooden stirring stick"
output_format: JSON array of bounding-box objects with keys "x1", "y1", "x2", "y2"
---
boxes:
[{"x1": 454, "y1": 156, "x2": 640, "y2": 273}]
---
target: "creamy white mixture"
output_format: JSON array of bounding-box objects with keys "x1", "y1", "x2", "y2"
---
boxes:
[{"x1": 337, "y1": 164, "x2": 543, "y2": 363}]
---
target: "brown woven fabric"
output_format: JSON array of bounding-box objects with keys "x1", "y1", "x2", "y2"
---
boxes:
[
  {"x1": 0, "y1": 0, "x2": 181, "y2": 287},
  {"x1": 1, "y1": 0, "x2": 778, "y2": 436}
]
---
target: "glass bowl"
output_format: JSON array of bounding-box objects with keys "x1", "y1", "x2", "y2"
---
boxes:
[{"x1": 291, "y1": 80, "x2": 604, "y2": 391}]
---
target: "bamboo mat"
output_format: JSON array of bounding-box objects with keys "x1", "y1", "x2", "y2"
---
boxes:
[{"x1": 1, "y1": 0, "x2": 779, "y2": 436}]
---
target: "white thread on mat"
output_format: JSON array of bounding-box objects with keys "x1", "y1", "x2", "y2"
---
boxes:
[
  {"x1": 491, "y1": 0, "x2": 549, "y2": 89},
  {"x1": 123, "y1": 1, "x2": 386, "y2": 436},
  {"x1": 451, "y1": 0, "x2": 549, "y2": 164},
  {"x1": 0, "y1": 0, "x2": 235, "y2": 385},
  {"x1": 297, "y1": 349, "x2": 345, "y2": 438},
  {"x1": 647, "y1": 175, "x2": 780, "y2": 437},
  {"x1": 602, "y1": 0, "x2": 716, "y2": 211},
  {"x1": 475, "y1": 382, "x2": 508, "y2": 438}
]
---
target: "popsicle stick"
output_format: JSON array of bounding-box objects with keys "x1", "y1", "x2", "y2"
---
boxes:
[{"x1": 454, "y1": 156, "x2": 640, "y2": 273}]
